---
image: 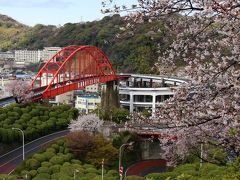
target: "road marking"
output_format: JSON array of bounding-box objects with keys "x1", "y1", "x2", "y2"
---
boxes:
[
  {"x1": 0, "y1": 129, "x2": 69, "y2": 159},
  {"x1": 0, "y1": 135, "x2": 66, "y2": 174}
]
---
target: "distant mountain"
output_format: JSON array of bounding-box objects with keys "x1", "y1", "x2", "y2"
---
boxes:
[
  {"x1": 0, "y1": 14, "x2": 26, "y2": 28},
  {"x1": 0, "y1": 14, "x2": 27, "y2": 51},
  {"x1": 0, "y1": 14, "x2": 177, "y2": 73}
]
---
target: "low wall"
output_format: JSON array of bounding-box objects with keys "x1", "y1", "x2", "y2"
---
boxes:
[{"x1": 125, "y1": 159, "x2": 167, "y2": 177}]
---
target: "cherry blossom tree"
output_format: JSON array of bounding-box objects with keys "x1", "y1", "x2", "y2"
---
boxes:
[
  {"x1": 7, "y1": 80, "x2": 33, "y2": 103},
  {"x1": 102, "y1": 0, "x2": 240, "y2": 165},
  {"x1": 68, "y1": 114, "x2": 104, "y2": 132}
]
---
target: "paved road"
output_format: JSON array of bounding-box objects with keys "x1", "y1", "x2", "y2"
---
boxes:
[
  {"x1": 0, "y1": 130, "x2": 69, "y2": 174},
  {"x1": 0, "y1": 96, "x2": 16, "y2": 107}
]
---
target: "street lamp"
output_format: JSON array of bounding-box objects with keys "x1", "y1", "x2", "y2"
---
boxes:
[
  {"x1": 12, "y1": 127, "x2": 25, "y2": 160},
  {"x1": 119, "y1": 142, "x2": 134, "y2": 180}
]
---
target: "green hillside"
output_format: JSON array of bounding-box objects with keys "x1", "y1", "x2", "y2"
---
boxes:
[
  {"x1": 0, "y1": 14, "x2": 27, "y2": 51},
  {"x1": 0, "y1": 14, "x2": 174, "y2": 73}
]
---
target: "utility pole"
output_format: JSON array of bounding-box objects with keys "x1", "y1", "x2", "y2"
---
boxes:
[{"x1": 119, "y1": 142, "x2": 134, "y2": 180}]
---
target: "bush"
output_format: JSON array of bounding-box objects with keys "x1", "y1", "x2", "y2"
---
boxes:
[
  {"x1": 107, "y1": 170, "x2": 118, "y2": 176},
  {"x1": 57, "y1": 139, "x2": 65, "y2": 146},
  {"x1": 37, "y1": 167, "x2": 51, "y2": 174},
  {"x1": 49, "y1": 156, "x2": 65, "y2": 165},
  {"x1": 71, "y1": 159, "x2": 82, "y2": 165},
  {"x1": 199, "y1": 163, "x2": 226, "y2": 179},
  {"x1": 42, "y1": 152, "x2": 55, "y2": 161},
  {"x1": 25, "y1": 158, "x2": 41, "y2": 170},
  {"x1": 29, "y1": 170, "x2": 38, "y2": 178},
  {"x1": 33, "y1": 173, "x2": 50, "y2": 180},
  {"x1": 46, "y1": 147, "x2": 56, "y2": 154},
  {"x1": 51, "y1": 173, "x2": 61, "y2": 180},
  {"x1": 173, "y1": 163, "x2": 199, "y2": 177},
  {"x1": 66, "y1": 131, "x2": 94, "y2": 160},
  {"x1": 86, "y1": 134, "x2": 118, "y2": 167},
  {"x1": 83, "y1": 164, "x2": 95, "y2": 169},
  {"x1": 84, "y1": 173, "x2": 98, "y2": 178},
  {"x1": 125, "y1": 176, "x2": 144, "y2": 180},
  {"x1": 86, "y1": 167, "x2": 99, "y2": 174},
  {"x1": 51, "y1": 144, "x2": 59, "y2": 151},
  {"x1": 41, "y1": 161, "x2": 52, "y2": 168},
  {"x1": 0, "y1": 174, "x2": 16, "y2": 180},
  {"x1": 20, "y1": 170, "x2": 29, "y2": 177},
  {"x1": 49, "y1": 165, "x2": 61, "y2": 174},
  {"x1": 58, "y1": 175, "x2": 72, "y2": 180},
  {"x1": 146, "y1": 172, "x2": 174, "y2": 180},
  {"x1": 32, "y1": 154, "x2": 46, "y2": 163},
  {"x1": 59, "y1": 164, "x2": 74, "y2": 176},
  {"x1": 0, "y1": 103, "x2": 78, "y2": 144}
]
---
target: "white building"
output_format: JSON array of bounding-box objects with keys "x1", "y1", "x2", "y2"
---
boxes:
[
  {"x1": 119, "y1": 74, "x2": 189, "y2": 116},
  {"x1": 14, "y1": 47, "x2": 62, "y2": 65},
  {"x1": 0, "y1": 51, "x2": 14, "y2": 60},
  {"x1": 85, "y1": 84, "x2": 99, "y2": 93},
  {"x1": 49, "y1": 91, "x2": 74, "y2": 105},
  {"x1": 42, "y1": 47, "x2": 62, "y2": 62},
  {"x1": 15, "y1": 50, "x2": 41, "y2": 65},
  {"x1": 75, "y1": 95, "x2": 101, "y2": 114}
]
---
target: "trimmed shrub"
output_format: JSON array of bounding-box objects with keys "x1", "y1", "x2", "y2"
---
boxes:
[
  {"x1": 58, "y1": 175, "x2": 72, "y2": 180},
  {"x1": 146, "y1": 172, "x2": 174, "y2": 180},
  {"x1": 49, "y1": 164, "x2": 61, "y2": 174},
  {"x1": 25, "y1": 158, "x2": 41, "y2": 170},
  {"x1": 86, "y1": 167, "x2": 99, "y2": 174},
  {"x1": 29, "y1": 170, "x2": 38, "y2": 178},
  {"x1": 49, "y1": 156, "x2": 65, "y2": 165},
  {"x1": 83, "y1": 164, "x2": 95, "y2": 169},
  {"x1": 107, "y1": 170, "x2": 118, "y2": 176},
  {"x1": 71, "y1": 159, "x2": 82, "y2": 165},
  {"x1": 42, "y1": 151, "x2": 55, "y2": 161},
  {"x1": 51, "y1": 173, "x2": 61, "y2": 180},
  {"x1": 46, "y1": 147, "x2": 56, "y2": 154},
  {"x1": 84, "y1": 173, "x2": 98, "y2": 178},
  {"x1": 33, "y1": 173, "x2": 51, "y2": 180},
  {"x1": 125, "y1": 176, "x2": 144, "y2": 180},
  {"x1": 37, "y1": 167, "x2": 51, "y2": 174},
  {"x1": 41, "y1": 161, "x2": 52, "y2": 168},
  {"x1": 32, "y1": 154, "x2": 46, "y2": 163},
  {"x1": 51, "y1": 144, "x2": 59, "y2": 152},
  {"x1": 60, "y1": 164, "x2": 75, "y2": 176}
]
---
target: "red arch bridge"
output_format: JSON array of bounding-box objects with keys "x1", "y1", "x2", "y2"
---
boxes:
[{"x1": 30, "y1": 45, "x2": 127, "y2": 100}]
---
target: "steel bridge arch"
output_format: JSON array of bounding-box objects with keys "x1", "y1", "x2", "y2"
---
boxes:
[{"x1": 31, "y1": 45, "x2": 117, "y2": 99}]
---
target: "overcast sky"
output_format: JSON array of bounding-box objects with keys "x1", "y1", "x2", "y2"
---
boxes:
[{"x1": 0, "y1": 0, "x2": 135, "y2": 26}]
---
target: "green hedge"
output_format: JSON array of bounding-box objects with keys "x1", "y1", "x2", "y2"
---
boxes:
[
  {"x1": 0, "y1": 103, "x2": 78, "y2": 144},
  {"x1": 14, "y1": 139, "x2": 117, "y2": 179}
]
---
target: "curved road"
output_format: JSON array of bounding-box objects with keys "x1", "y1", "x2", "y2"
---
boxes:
[{"x1": 0, "y1": 130, "x2": 69, "y2": 174}]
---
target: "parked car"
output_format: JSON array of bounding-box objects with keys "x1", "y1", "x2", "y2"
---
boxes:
[{"x1": 15, "y1": 72, "x2": 32, "y2": 80}]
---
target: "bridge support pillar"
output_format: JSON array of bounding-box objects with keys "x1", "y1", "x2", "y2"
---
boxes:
[
  {"x1": 101, "y1": 81, "x2": 120, "y2": 119},
  {"x1": 141, "y1": 138, "x2": 162, "y2": 160},
  {"x1": 141, "y1": 140, "x2": 150, "y2": 159}
]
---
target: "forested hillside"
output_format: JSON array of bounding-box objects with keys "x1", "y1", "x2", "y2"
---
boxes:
[
  {"x1": 0, "y1": 14, "x2": 175, "y2": 73},
  {"x1": 0, "y1": 14, "x2": 27, "y2": 51}
]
